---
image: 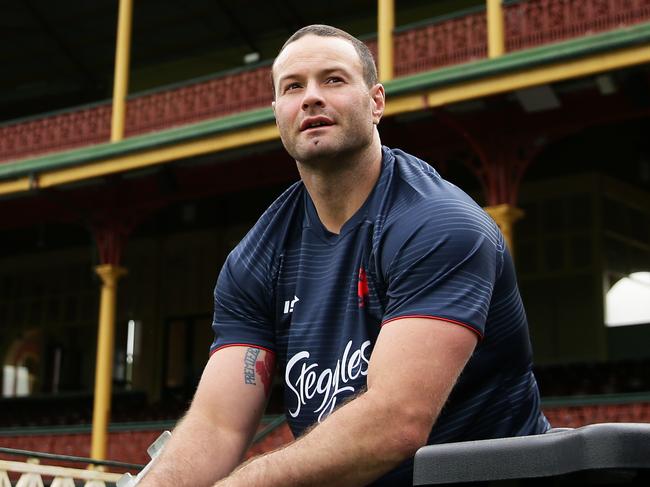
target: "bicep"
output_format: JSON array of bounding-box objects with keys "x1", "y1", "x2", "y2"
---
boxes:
[
  {"x1": 367, "y1": 318, "x2": 478, "y2": 425},
  {"x1": 190, "y1": 346, "x2": 276, "y2": 442},
  {"x1": 381, "y1": 209, "x2": 499, "y2": 338}
]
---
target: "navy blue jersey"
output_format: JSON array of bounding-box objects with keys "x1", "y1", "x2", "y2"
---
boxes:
[{"x1": 211, "y1": 146, "x2": 549, "y2": 485}]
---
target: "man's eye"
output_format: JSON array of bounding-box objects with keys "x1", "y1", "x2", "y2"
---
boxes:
[
  {"x1": 284, "y1": 83, "x2": 301, "y2": 92},
  {"x1": 325, "y1": 77, "x2": 343, "y2": 84}
]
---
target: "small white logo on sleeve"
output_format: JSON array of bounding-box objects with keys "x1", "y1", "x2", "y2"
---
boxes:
[{"x1": 283, "y1": 295, "x2": 299, "y2": 314}]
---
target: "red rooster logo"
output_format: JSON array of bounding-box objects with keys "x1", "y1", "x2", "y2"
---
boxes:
[{"x1": 358, "y1": 267, "x2": 369, "y2": 308}]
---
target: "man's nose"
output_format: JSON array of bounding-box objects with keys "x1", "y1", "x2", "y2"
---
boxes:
[{"x1": 301, "y1": 83, "x2": 325, "y2": 110}]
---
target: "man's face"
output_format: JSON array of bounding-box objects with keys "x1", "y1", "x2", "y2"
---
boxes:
[{"x1": 272, "y1": 34, "x2": 384, "y2": 166}]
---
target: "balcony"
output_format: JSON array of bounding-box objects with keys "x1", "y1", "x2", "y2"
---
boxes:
[{"x1": 1, "y1": 0, "x2": 649, "y2": 164}]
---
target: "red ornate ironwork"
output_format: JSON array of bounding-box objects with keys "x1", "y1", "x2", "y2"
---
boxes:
[
  {"x1": 434, "y1": 110, "x2": 536, "y2": 206},
  {"x1": 125, "y1": 65, "x2": 274, "y2": 137},
  {"x1": 0, "y1": 105, "x2": 111, "y2": 162},
  {"x1": 506, "y1": 0, "x2": 650, "y2": 51},
  {"x1": 1, "y1": 0, "x2": 649, "y2": 164},
  {"x1": 91, "y1": 220, "x2": 131, "y2": 266},
  {"x1": 0, "y1": 66, "x2": 274, "y2": 163},
  {"x1": 394, "y1": 11, "x2": 488, "y2": 77}
]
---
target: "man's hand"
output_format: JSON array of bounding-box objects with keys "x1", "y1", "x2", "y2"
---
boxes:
[
  {"x1": 215, "y1": 317, "x2": 478, "y2": 487},
  {"x1": 137, "y1": 346, "x2": 275, "y2": 487}
]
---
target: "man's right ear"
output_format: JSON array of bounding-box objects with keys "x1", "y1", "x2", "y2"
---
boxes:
[{"x1": 370, "y1": 84, "x2": 386, "y2": 125}]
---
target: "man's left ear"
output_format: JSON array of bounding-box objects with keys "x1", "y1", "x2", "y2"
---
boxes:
[{"x1": 370, "y1": 84, "x2": 386, "y2": 125}]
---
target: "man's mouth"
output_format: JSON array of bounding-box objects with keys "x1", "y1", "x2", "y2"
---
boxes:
[{"x1": 300, "y1": 117, "x2": 334, "y2": 131}]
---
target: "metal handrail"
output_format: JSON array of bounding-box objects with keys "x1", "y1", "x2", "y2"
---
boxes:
[{"x1": 0, "y1": 446, "x2": 144, "y2": 470}]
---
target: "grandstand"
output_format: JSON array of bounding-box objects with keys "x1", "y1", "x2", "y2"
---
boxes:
[{"x1": 1, "y1": 0, "x2": 650, "y2": 484}]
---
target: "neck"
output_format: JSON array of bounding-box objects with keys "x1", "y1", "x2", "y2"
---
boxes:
[{"x1": 297, "y1": 133, "x2": 382, "y2": 234}]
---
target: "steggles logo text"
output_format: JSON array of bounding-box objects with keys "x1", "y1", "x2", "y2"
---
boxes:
[{"x1": 285, "y1": 340, "x2": 372, "y2": 423}]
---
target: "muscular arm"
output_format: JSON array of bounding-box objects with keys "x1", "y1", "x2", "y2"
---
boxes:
[
  {"x1": 138, "y1": 346, "x2": 275, "y2": 487},
  {"x1": 216, "y1": 318, "x2": 478, "y2": 487}
]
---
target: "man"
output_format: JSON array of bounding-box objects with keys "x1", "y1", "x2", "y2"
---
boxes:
[{"x1": 139, "y1": 25, "x2": 549, "y2": 487}]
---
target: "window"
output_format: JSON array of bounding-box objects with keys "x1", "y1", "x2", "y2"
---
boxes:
[
  {"x1": 2, "y1": 365, "x2": 31, "y2": 397},
  {"x1": 606, "y1": 272, "x2": 650, "y2": 327}
]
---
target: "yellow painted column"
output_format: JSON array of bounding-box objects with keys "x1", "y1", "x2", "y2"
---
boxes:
[
  {"x1": 378, "y1": 0, "x2": 395, "y2": 81},
  {"x1": 110, "y1": 0, "x2": 134, "y2": 142},
  {"x1": 484, "y1": 204, "x2": 524, "y2": 255},
  {"x1": 487, "y1": 0, "x2": 505, "y2": 58},
  {"x1": 91, "y1": 264, "x2": 127, "y2": 460}
]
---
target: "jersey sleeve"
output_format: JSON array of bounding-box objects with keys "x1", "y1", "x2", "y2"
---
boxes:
[
  {"x1": 380, "y1": 202, "x2": 503, "y2": 338},
  {"x1": 210, "y1": 243, "x2": 276, "y2": 355}
]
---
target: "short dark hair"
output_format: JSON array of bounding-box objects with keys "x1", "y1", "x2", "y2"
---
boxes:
[{"x1": 272, "y1": 24, "x2": 378, "y2": 93}]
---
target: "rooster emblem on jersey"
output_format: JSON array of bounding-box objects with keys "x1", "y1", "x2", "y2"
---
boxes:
[{"x1": 357, "y1": 267, "x2": 369, "y2": 308}]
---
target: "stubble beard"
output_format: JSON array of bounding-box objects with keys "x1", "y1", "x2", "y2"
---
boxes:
[{"x1": 283, "y1": 122, "x2": 375, "y2": 173}]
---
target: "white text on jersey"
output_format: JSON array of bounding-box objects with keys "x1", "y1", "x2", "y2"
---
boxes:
[{"x1": 285, "y1": 339, "x2": 371, "y2": 422}]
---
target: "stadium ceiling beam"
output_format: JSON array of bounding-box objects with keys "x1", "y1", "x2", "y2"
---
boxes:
[
  {"x1": 383, "y1": 43, "x2": 650, "y2": 116},
  {"x1": 273, "y1": 0, "x2": 306, "y2": 33},
  {"x1": 213, "y1": 0, "x2": 260, "y2": 55},
  {"x1": 1, "y1": 23, "x2": 650, "y2": 198},
  {"x1": 22, "y1": 0, "x2": 98, "y2": 88}
]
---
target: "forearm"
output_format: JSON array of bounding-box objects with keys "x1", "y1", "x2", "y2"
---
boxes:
[
  {"x1": 215, "y1": 317, "x2": 477, "y2": 487},
  {"x1": 217, "y1": 389, "x2": 428, "y2": 487},
  {"x1": 139, "y1": 410, "x2": 250, "y2": 487}
]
